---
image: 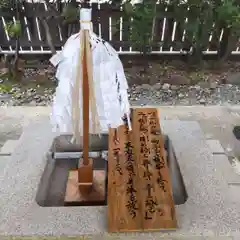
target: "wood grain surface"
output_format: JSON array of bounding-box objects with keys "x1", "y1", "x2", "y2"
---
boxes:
[{"x1": 107, "y1": 108, "x2": 177, "y2": 232}]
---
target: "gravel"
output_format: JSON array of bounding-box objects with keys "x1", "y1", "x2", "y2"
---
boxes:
[
  {"x1": 1, "y1": 65, "x2": 240, "y2": 106},
  {"x1": 1, "y1": 81, "x2": 240, "y2": 107},
  {"x1": 128, "y1": 82, "x2": 240, "y2": 106},
  {"x1": 0, "y1": 87, "x2": 54, "y2": 106}
]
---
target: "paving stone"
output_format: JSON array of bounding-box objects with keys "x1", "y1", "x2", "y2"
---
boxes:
[
  {"x1": 228, "y1": 185, "x2": 240, "y2": 203},
  {"x1": 211, "y1": 155, "x2": 240, "y2": 184},
  {"x1": 2, "y1": 108, "x2": 240, "y2": 238},
  {"x1": 205, "y1": 133, "x2": 214, "y2": 139},
  {"x1": 0, "y1": 156, "x2": 10, "y2": 177},
  {"x1": 206, "y1": 139, "x2": 225, "y2": 154},
  {"x1": 0, "y1": 139, "x2": 19, "y2": 156},
  {"x1": 231, "y1": 157, "x2": 240, "y2": 177}
]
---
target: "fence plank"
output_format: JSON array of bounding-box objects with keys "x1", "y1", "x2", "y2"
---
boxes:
[
  {"x1": 110, "y1": 8, "x2": 121, "y2": 51},
  {"x1": 152, "y1": 3, "x2": 166, "y2": 52},
  {"x1": 19, "y1": 12, "x2": 31, "y2": 51},
  {"x1": 151, "y1": 18, "x2": 163, "y2": 52},
  {"x1": 204, "y1": 22, "x2": 215, "y2": 52},
  {"x1": 92, "y1": 3, "x2": 100, "y2": 36},
  {"x1": 0, "y1": 17, "x2": 10, "y2": 50},
  {"x1": 121, "y1": 13, "x2": 130, "y2": 52},
  {"x1": 208, "y1": 23, "x2": 221, "y2": 52},
  {"x1": 23, "y1": 2, "x2": 40, "y2": 50},
  {"x1": 0, "y1": 2, "x2": 238, "y2": 56},
  {"x1": 173, "y1": 21, "x2": 184, "y2": 52},
  {"x1": 99, "y1": 3, "x2": 110, "y2": 41},
  {"x1": 170, "y1": 3, "x2": 182, "y2": 52},
  {"x1": 162, "y1": 5, "x2": 174, "y2": 52},
  {"x1": 59, "y1": 21, "x2": 69, "y2": 44},
  {"x1": 181, "y1": 7, "x2": 191, "y2": 53},
  {"x1": 48, "y1": 18, "x2": 62, "y2": 45}
]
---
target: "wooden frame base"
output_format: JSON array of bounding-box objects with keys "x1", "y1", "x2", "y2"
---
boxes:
[{"x1": 64, "y1": 169, "x2": 106, "y2": 205}]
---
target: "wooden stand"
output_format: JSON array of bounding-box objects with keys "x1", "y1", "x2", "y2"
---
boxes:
[
  {"x1": 65, "y1": 27, "x2": 96, "y2": 202},
  {"x1": 79, "y1": 29, "x2": 92, "y2": 191},
  {"x1": 78, "y1": 158, "x2": 93, "y2": 196},
  {"x1": 63, "y1": 9, "x2": 176, "y2": 232},
  {"x1": 65, "y1": 168, "x2": 105, "y2": 205}
]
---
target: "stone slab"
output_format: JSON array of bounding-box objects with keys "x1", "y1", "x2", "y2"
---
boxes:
[
  {"x1": 230, "y1": 157, "x2": 240, "y2": 176},
  {"x1": 0, "y1": 116, "x2": 240, "y2": 238},
  {"x1": 213, "y1": 155, "x2": 240, "y2": 184},
  {"x1": 228, "y1": 185, "x2": 240, "y2": 203},
  {"x1": 0, "y1": 140, "x2": 19, "y2": 156},
  {"x1": 0, "y1": 156, "x2": 10, "y2": 177},
  {"x1": 206, "y1": 139, "x2": 225, "y2": 154}
]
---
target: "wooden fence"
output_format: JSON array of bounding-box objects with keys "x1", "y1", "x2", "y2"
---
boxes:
[{"x1": 0, "y1": 2, "x2": 240, "y2": 55}]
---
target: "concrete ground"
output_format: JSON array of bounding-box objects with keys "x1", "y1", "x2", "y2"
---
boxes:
[
  {"x1": 0, "y1": 106, "x2": 50, "y2": 148},
  {"x1": 1, "y1": 105, "x2": 240, "y2": 177},
  {"x1": 0, "y1": 105, "x2": 240, "y2": 240},
  {"x1": 1, "y1": 105, "x2": 240, "y2": 157}
]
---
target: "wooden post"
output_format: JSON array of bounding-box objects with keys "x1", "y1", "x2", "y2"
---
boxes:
[
  {"x1": 82, "y1": 29, "x2": 90, "y2": 166},
  {"x1": 64, "y1": 8, "x2": 104, "y2": 204},
  {"x1": 78, "y1": 29, "x2": 93, "y2": 196}
]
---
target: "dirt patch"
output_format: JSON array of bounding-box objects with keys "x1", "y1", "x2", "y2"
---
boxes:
[
  {"x1": 2, "y1": 59, "x2": 240, "y2": 87},
  {"x1": 123, "y1": 60, "x2": 240, "y2": 86},
  {"x1": 1, "y1": 59, "x2": 240, "y2": 106}
]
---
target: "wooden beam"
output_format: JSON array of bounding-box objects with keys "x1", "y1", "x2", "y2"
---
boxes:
[{"x1": 82, "y1": 29, "x2": 90, "y2": 166}]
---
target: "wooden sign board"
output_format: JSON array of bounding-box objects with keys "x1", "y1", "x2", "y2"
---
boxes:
[
  {"x1": 132, "y1": 108, "x2": 177, "y2": 230},
  {"x1": 107, "y1": 125, "x2": 141, "y2": 232},
  {"x1": 107, "y1": 108, "x2": 177, "y2": 232}
]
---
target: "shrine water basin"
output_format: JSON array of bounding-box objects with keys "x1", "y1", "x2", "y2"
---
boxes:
[{"x1": 35, "y1": 134, "x2": 188, "y2": 207}]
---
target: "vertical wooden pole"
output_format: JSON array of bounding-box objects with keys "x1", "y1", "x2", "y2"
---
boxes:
[
  {"x1": 77, "y1": 29, "x2": 93, "y2": 196},
  {"x1": 82, "y1": 29, "x2": 89, "y2": 166}
]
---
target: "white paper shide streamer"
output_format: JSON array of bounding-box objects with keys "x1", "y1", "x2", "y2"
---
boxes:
[{"x1": 50, "y1": 8, "x2": 131, "y2": 143}]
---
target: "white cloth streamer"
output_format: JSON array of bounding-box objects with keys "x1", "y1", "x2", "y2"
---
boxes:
[{"x1": 50, "y1": 8, "x2": 131, "y2": 139}]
